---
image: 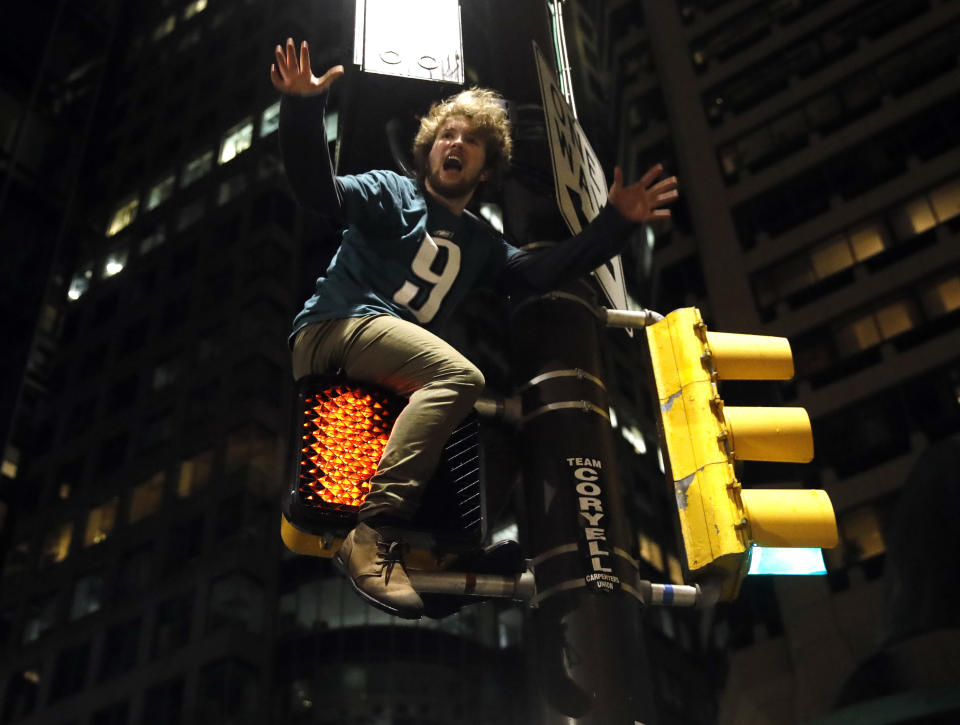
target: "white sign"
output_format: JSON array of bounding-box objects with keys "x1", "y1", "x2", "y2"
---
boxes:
[
  {"x1": 533, "y1": 42, "x2": 631, "y2": 323},
  {"x1": 355, "y1": 0, "x2": 464, "y2": 84}
]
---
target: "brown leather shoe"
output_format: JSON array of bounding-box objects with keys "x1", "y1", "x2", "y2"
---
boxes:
[{"x1": 335, "y1": 522, "x2": 423, "y2": 619}]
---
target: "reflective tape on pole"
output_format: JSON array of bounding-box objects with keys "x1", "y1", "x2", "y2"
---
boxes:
[
  {"x1": 724, "y1": 407, "x2": 813, "y2": 462},
  {"x1": 706, "y1": 331, "x2": 795, "y2": 380},
  {"x1": 741, "y1": 489, "x2": 839, "y2": 548}
]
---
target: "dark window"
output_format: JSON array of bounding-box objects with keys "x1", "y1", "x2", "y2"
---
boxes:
[
  {"x1": 207, "y1": 573, "x2": 265, "y2": 634},
  {"x1": 93, "y1": 292, "x2": 119, "y2": 326},
  {"x1": 161, "y1": 297, "x2": 190, "y2": 332},
  {"x1": 243, "y1": 239, "x2": 287, "y2": 283},
  {"x1": 77, "y1": 345, "x2": 108, "y2": 380},
  {"x1": 97, "y1": 432, "x2": 129, "y2": 474},
  {"x1": 50, "y1": 642, "x2": 90, "y2": 700},
  {"x1": 234, "y1": 356, "x2": 282, "y2": 403},
  {"x1": 0, "y1": 670, "x2": 40, "y2": 724},
  {"x1": 815, "y1": 393, "x2": 910, "y2": 477},
  {"x1": 252, "y1": 190, "x2": 295, "y2": 235},
  {"x1": 172, "y1": 243, "x2": 198, "y2": 278},
  {"x1": 142, "y1": 677, "x2": 184, "y2": 725},
  {"x1": 197, "y1": 659, "x2": 259, "y2": 721},
  {"x1": 216, "y1": 493, "x2": 244, "y2": 539},
  {"x1": 106, "y1": 374, "x2": 139, "y2": 414},
  {"x1": 119, "y1": 320, "x2": 149, "y2": 357},
  {"x1": 163, "y1": 517, "x2": 204, "y2": 576},
  {"x1": 152, "y1": 592, "x2": 194, "y2": 658},
  {"x1": 116, "y1": 545, "x2": 154, "y2": 602},
  {"x1": 99, "y1": 618, "x2": 141, "y2": 682},
  {"x1": 91, "y1": 701, "x2": 129, "y2": 725},
  {"x1": 140, "y1": 409, "x2": 175, "y2": 450}
]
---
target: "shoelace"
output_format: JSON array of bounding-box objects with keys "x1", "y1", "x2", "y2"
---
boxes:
[{"x1": 374, "y1": 539, "x2": 404, "y2": 584}]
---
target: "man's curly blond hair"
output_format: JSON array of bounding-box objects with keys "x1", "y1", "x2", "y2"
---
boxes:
[{"x1": 412, "y1": 87, "x2": 513, "y2": 186}]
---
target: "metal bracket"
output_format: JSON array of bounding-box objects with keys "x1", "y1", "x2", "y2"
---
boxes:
[{"x1": 601, "y1": 307, "x2": 664, "y2": 329}]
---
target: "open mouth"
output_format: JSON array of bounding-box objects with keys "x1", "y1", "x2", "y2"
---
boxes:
[{"x1": 442, "y1": 156, "x2": 463, "y2": 171}]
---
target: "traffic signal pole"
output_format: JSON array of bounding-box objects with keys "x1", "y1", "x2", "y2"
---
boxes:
[{"x1": 510, "y1": 279, "x2": 657, "y2": 725}]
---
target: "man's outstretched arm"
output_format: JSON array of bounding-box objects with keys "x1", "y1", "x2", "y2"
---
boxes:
[
  {"x1": 500, "y1": 164, "x2": 679, "y2": 292},
  {"x1": 270, "y1": 38, "x2": 345, "y2": 218}
]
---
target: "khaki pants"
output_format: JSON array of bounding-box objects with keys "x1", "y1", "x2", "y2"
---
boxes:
[{"x1": 292, "y1": 315, "x2": 484, "y2": 520}]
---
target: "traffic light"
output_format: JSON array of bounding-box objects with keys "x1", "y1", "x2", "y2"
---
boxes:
[
  {"x1": 645, "y1": 307, "x2": 838, "y2": 601},
  {"x1": 281, "y1": 379, "x2": 407, "y2": 558},
  {"x1": 280, "y1": 377, "x2": 486, "y2": 559}
]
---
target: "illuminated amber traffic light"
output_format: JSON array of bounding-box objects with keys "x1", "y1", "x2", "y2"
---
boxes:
[
  {"x1": 297, "y1": 383, "x2": 404, "y2": 509},
  {"x1": 646, "y1": 307, "x2": 838, "y2": 600}
]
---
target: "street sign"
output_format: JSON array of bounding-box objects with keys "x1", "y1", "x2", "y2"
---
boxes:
[
  {"x1": 354, "y1": 0, "x2": 464, "y2": 84},
  {"x1": 533, "y1": 41, "x2": 631, "y2": 322}
]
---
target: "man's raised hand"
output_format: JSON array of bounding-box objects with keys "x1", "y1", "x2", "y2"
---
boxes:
[
  {"x1": 607, "y1": 164, "x2": 679, "y2": 224},
  {"x1": 270, "y1": 38, "x2": 344, "y2": 96}
]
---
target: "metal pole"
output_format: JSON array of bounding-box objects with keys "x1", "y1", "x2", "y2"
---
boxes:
[{"x1": 510, "y1": 279, "x2": 657, "y2": 725}]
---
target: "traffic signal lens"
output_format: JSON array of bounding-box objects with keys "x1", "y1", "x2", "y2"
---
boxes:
[
  {"x1": 748, "y1": 546, "x2": 827, "y2": 575},
  {"x1": 723, "y1": 407, "x2": 813, "y2": 462},
  {"x1": 740, "y1": 489, "x2": 838, "y2": 548},
  {"x1": 705, "y1": 331, "x2": 795, "y2": 380},
  {"x1": 297, "y1": 384, "x2": 403, "y2": 508}
]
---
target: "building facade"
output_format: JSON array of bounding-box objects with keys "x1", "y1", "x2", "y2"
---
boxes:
[{"x1": 577, "y1": 0, "x2": 960, "y2": 722}]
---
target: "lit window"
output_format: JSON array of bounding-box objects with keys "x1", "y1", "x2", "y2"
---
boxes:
[
  {"x1": 666, "y1": 554, "x2": 683, "y2": 584},
  {"x1": 70, "y1": 573, "x2": 104, "y2": 619},
  {"x1": 922, "y1": 275, "x2": 960, "y2": 317},
  {"x1": 875, "y1": 300, "x2": 917, "y2": 339},
  {"x1": 260, "y1": 101, "x2": 280, "y2": 137},
  {"x1": 107, "y1": 196, "x2": 139, "y2": 236},
  {"x1": 181, "y1": 150, "x2": 213, "y2": 187},
  {"x1": 218, "y1": 175, "x2": 248, "y2": 206},
  {"x1": 848, "y1": 222, "x2": 887, "y2": 262},
  {"x1": 891, "y1": 196, "x2": 937, "y2": 239},
  {"x1": 139, "y1": 226, "x2": 167, "y2": 255},
  {"x1": 840, "y1": 506, "x2": 885, "y2": 562},
  {"x1": 184, "y1": 0, "x2": 207, "y2": 19},
  {"x1": 637, "y1": 533, "x2": 663, "y2": 571},
  {"x1": 152, "y1": 15, "x2": 176, "y2": 42},
  {"x1": 177, "y1": 200, "x2": 205, "y2": 230},
  {"x1": 219, "y1": 119, "x2": 253, "y2": 164},
  {"x1": 146, "y1": 175, "x2": 175, "y2": 210},
  {"x1": 930, "y1": 177, "x2": 960, "y2": 223},
  {"x1": 1, "y1": 457, "x2": 16, "y2": 479},
  {"x1": 67, "y1": 265, "x2": 93, "y2": 301},
  {"x1": 129, "y1": 473, "x2": 165, "y2": 523},
  {"x1": 837, "y1": 315, "x2": 881, "y2": 354},
  {"x1": 84, "y1": 498, "x2": 118, "y2": 547},
  {"x1": 478, "y1": 203, "x2": 503, "y2": 233},
  {"x1": 621, "y1": 425, "x2": 647, "y2": 455},
  {"x1": 103, "y1": 248, "x2": 128, "y2": 278},
  {"x1": 324, "y1": 110, "x2": 339, "y2": 142},
  {"x1": 41, "y1": 523, "x2": 73, "y2": 566},
  {"x1": 810, "y1": 235, "x2": 853, "y2": 279},
  {"x1": 177, "y1": 450, "x2": 213, "y2": 498}
]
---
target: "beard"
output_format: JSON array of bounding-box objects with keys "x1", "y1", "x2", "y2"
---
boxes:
[{"x1": 426, "y1": 167, "x2": 483, "y2": 200}]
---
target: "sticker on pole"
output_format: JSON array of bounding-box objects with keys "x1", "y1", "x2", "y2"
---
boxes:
[{"x1": 533, "y1": 41, "x2": 631, "y2": 328}]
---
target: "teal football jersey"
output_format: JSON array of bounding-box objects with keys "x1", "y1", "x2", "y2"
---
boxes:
[{"x1": 292, "y1": 170, "x2": 511, "y2": 336}]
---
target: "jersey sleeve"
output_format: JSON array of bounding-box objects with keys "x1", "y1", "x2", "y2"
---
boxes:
[
  {"x1": 497, "y1": 204, "x2": 637, "y2": 292},
  {"x1": 278, "y1": 93, "x2": 344, "y2": 219}
]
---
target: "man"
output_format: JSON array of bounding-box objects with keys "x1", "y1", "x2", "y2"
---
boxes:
[{"x1": 271, "y1": 38, "x2": 678, "y2": 619}]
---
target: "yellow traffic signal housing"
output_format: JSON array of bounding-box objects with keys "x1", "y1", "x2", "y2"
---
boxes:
[{"x1": 646, "y1": 307, "x2": 838, "y2": 600}]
